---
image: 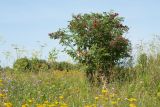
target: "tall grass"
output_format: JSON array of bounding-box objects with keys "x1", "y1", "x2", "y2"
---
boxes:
[{"x1": 0, "y1": 36, "x2": 160, "y2": 107}]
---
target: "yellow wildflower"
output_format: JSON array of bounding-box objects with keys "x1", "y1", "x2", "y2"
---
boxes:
[
  {"x1": 94, "y1": 96, "x2": 99, "y2": 100},
  {"x1": 111, "y1": 101, "x2": 117, "y2": 105},
  {"x1": 60, "y1": 103, "x2": 68, "y2": 107},
  {"x1": 61, "y1": 103, "x2": 67, "y2": 106},
  {"x1": 0, "y1": 93, "x2": 5, "y2": 97},
  {"x1": 36, "y1": 104, "x2": 44, "y2": 107},
  {"x1": 128, "y1": 98, "x2": 137, "y2": 102},
  {"x1": 0, "y1": 79, "x2": 3, "y2": 84},
  {"x1": 117, "y1": 98, "x2": 121, "y2": 101},
  {"x1": 59, "y1": 95, "x2": 64, "y2": 99},
  {"x1": 54, "y1": 101, "x2": 59, "y2": 105},
  {"x1": 0, "y1": 79, "x2": 3, "y2": 86},
  {"x1": 22, "y1": 104, "x2": 28, "y2": 107},
  {"x1": 4, "y1": 102, "x2": 13, "y2": 107},
  {"x1": 28, "y1": 99, "x2": 33, "y2": 104},
  {"x1": 129, "y1": 103, "x2": 136, "y2": 107},
  {"x1": 101, "y1": 89, "x2": 108, "y2": 94}
]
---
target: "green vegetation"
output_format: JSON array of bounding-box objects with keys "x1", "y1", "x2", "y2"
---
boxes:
[
  {"x1": 1, "y1": 51, "x2": 160, "y2": 106},
  {"x1": 49, "y1": 11, "x2": 131, "y2": 83},
  {"x1": 0, "y1": 11, "x2": 160, "y2": 107},
  {"x1": 13, "y1": 57, "x2": 82, "y2": 73}
]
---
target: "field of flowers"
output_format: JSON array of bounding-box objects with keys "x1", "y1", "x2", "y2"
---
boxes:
[
  {"x1": 0, "y1": 71, "x2": 137, "y2": 107},
  {"x1": 1, "y1": 65, "x2": 160, "y2": 107}
]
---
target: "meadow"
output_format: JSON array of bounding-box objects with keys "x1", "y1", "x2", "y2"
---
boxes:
[
  {"x1": 1, "y1": 50, "x2": 160, "y2": 107},
  {"x1": 1, "y1": 0, "x2": 160, "y2": 106},
  {"x1": 1, "y1": 38, "x2": 160, "y2": 107}
]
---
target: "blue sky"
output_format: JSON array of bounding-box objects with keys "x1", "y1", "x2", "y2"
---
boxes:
[{"x1": 0, "y1": 0, "x2": 160, "y2": 66}]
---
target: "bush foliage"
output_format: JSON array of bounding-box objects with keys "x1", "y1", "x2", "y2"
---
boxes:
[
  {"x1": 13, "y1": 57, "x2": 79, "y2": 72},
  {"x1": 49, "y1": 11, "x2": 131, "y2": 82},
  {"x1": 13, "y1": 58, "x2": 49, "y2": 72},
  {"x1": 13, "y1": 57, "x2": 30, "y2": 72}
]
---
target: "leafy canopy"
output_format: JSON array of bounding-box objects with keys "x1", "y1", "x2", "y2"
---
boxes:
[{"x1": 49, "y1": 11, "x2": 131, "y2": 82}]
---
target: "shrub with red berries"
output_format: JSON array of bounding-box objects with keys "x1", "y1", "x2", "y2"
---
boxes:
[{"x1": 49, "y1": 11, "x2": 131, "y2": 83}]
